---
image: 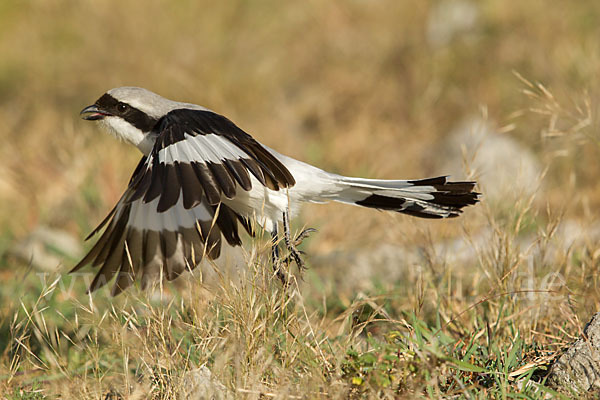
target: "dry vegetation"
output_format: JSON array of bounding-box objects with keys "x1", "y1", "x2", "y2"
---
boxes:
[{"x1": 1, "y1": 0, "x2": 599, "y2": 398}]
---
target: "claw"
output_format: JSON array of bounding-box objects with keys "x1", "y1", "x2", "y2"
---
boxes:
[
  {"x1": 282, "y1": 249, "x2": 307, "y2": 270},
  {"x1": 271, "y1": 210, "x2": 317, "y2": 286},
  {"x1": 293, "y1": 228, "x2": 317, "y2": 246},
  {"x1": 274, "y1": 267, "x2": 290, "y2": 287}
]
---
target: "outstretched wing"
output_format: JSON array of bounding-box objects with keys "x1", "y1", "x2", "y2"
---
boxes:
[
  {"x1": 131, "y1": 109, "x2": 295, "y2": 211},
  {"x1": 72, "y1": 109, "x2": 295, "y2": 296}
]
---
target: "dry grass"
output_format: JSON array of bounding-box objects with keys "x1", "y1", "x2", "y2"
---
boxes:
[{"x1": 1, "y1": 0, "x2": 600, "y2": 398}]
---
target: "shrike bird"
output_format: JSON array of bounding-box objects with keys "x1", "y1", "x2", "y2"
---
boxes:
[{"x1": 72, "y1": 87, "x2": 479, "y2": 295}]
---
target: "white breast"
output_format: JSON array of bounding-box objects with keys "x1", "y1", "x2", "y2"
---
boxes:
[
  {"x1": 222, "y1": 146, "x2": 339, "y2": 232},
  {"x1": 222, "y1": 174, "x2": 291, "y2": 232}
]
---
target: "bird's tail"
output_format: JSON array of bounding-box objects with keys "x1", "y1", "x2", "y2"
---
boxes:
[{"x1": 329, "y1": 175, "x2": 479, "y2": 218}]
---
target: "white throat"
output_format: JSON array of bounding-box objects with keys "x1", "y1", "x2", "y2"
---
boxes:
[{"x1": 100, "y1": 117, "x2": 155, "y2": 155}]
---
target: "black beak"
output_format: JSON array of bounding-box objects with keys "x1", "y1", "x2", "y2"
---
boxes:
[{"x1": 80, "y1": 104, "x2": 111, "y2": 120}]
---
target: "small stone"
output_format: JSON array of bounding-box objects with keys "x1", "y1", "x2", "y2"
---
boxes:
[
  {"x1": 179, "y1": 366, "x2": 232, "y2": 400},
  {"x1": 10, "y1": 226, "x2": 82, "y2": 271},
  {"x1": 427, "y1": 0, "x2": 480, "y2": 47}
]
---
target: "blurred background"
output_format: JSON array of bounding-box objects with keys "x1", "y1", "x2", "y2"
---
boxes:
[
  {"x1": 0, "y1": 1, "x2": 597, "y2": 243},
  {"x1": 1, "y1": 0, "x2": 599, "y2": 299},
  {"x1": 0, "y1": 0, "x2": 600, "y2": 395}
]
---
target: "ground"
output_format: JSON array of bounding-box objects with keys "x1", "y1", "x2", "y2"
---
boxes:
[{"x1": 0, "y1": 0, "x2": 599, "y2": 398}]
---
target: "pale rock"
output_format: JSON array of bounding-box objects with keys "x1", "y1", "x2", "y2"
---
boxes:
[
  {"x1": 548, "y1": 312, "x2": 600, "y2": 395},
  {"x1": 11, "y1": 226, "x2": 82, "y2": 272},
  {"x1": 427, "y1": 0, "x2": 480, "y2": 47},
  {"x1": 438, "y1": 117, "x2": 542, "y2": 203},
  {"x1": 179, "y1": 366, "x2": 232, "y2": 400}
]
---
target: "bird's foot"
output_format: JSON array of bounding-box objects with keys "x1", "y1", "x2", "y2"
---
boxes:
[
  {"x1": 283, "y1": 227, "x2": 316, "y2": 272},
  {"x1": 282, "y1": 248, "x2": 306, "y2": 271},
  {"x1": 271, "y1": 228, "x2": 290, "y2": 287},
  {"x1": 276, "y1": 208, "x2": 318, "y2": 285},
  {"x1": 273, "y1": 264, "x2": 290, "y2": 287},
  {"x1": 293, "y1": 228, "x2": 317, "y2": 247}
]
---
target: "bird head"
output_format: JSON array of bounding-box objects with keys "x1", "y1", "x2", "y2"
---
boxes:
[{"x1": 80, "y1": 87, "x2": 178, "y2": 155}]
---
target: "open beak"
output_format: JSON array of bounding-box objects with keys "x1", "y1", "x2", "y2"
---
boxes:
[{"x1": 80, "y1": 104, "x2": 111, "y2": 120}]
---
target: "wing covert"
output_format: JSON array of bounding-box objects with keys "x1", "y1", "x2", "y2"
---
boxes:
[{"x1": 142, "y1": 109, "x2": 296, "y2": 212}]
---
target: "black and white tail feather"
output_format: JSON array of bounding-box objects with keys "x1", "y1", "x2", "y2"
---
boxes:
[
  {"x1": 73, "y1": 87, "x2": 479, "y2": 295},
  {"x1": 341, "y1": 175, "x2": 477, "y2": 218}
]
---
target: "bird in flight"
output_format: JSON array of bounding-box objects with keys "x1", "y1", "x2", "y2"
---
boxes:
[{"x1": 72, "y1": 87, "x2": 479, "y2": 295}]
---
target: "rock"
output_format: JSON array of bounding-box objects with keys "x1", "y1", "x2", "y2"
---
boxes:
[
  {"x1": 427, "y1": 0, "x2": 480, "y2": 47},
  {"x1": 179, "y1": 366, "x2": 232, "y2": 400},
  {"x1": 554, "y1": 219, "x2": 600, "y2": 250},
  {"x1": 547, "y1": 312, "x2": 600, "y2": 395},
  {"x1": 437, "y1": 117, "x2": 542, "y2": 203},
  {"x1": 10, "y1": 226, "x2": 83, "y2": 271},
  {"x1": 311, "y1": 233, "x2": 487, "y2": 293}
]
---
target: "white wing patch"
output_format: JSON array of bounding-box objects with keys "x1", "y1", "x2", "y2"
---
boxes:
[
  {"x1": 157, "y1": 133, "x2": 249, "y2": 164},
  {"x1": 127, "y1": 195, "x2": 212, "y2": 231}
]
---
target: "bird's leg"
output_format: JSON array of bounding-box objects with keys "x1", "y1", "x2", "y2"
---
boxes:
[
  {"x1": 271, "y1": 227, "x2": 289, "y2": 285},
  {"x1": 282, "y1": 209, "x2": 313, "y2": 271}
]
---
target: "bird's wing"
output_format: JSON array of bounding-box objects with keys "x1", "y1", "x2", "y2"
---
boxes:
[
  {"x1": 135, "y1": 108, "x2": 296, "y2": 211},
  {"x1": 72, "y1": 156, "x2": 251, "y2": 296},
  {"x1": 72, "y1": 109, "x2": 292, "y2": 296}
]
